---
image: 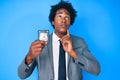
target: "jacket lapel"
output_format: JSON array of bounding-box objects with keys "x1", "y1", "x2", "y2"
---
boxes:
[
  {"x1": 47, "y1": 34, "x2": 54, "y2": 74},
  {"x1": 67, "y1": 34, "x2": 74, "y2": 75}
]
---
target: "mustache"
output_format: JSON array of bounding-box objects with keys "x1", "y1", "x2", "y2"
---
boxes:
[{"x1": 60, "y1": 23, "x2": 67, "y2": 26}]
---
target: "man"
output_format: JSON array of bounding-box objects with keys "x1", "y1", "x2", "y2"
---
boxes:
[{"x1": 18, "y1": 1, "x2": 100, "y2": 80}]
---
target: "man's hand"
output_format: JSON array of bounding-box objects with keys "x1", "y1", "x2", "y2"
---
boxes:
[
  {"x1": 60, "y1": 32, "x2": 77, "y2": 59},
  {"x1": 25, "y1": 40, "x2": 47, "y2": 65}
]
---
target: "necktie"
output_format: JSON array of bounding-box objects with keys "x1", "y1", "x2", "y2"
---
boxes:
[{"x1": 58, "y1": 41, "x2": 66, "y2": 80}]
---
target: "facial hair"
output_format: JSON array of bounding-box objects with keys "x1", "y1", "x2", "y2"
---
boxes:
[{"x1": 60, "y1": 31, "x2": 67, "y2": 36}]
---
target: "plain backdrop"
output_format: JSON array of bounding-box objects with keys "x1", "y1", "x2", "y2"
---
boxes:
[{"x1": 0, "y1": 0, "x2": 120, "y2": 80}]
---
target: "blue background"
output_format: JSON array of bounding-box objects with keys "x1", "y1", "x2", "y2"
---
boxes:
[{"x1": 0, "y1": 0, "x2": 120, "y2": 80}]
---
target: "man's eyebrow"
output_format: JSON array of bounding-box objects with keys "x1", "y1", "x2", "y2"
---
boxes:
[
  {"x1": 56, "y1": 11, "x2": 70, "y2": 15},
  {"x1": 56, "y1": 11, "x2": 63, "y2": 14}
]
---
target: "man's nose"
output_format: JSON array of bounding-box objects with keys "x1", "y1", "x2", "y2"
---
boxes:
[{"x1": 62, "y1": 17, "x2": 66, "y2": 23}]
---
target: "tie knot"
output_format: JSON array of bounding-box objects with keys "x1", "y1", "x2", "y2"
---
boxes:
[{"x1": 59, "y1": 40, "x2": 62, "y2": 46}]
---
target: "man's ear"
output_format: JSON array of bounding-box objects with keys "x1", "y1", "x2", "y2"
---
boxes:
[{"x1": 52, "y1": 21, "x2": 54, "y2": 25}]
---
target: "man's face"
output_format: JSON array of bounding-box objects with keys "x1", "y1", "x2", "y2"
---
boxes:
[{"x1": 52, "y1": 9, "x2": 70, "y2": 35}]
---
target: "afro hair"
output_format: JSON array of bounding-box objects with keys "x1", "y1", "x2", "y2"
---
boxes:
[{"x1": 49, "y1": 1, "x2": 77, "y2": 27}]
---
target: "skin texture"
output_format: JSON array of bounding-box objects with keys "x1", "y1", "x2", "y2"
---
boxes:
[{"x1": 25, "y1": 9, "x2": 77, "y2": 65}]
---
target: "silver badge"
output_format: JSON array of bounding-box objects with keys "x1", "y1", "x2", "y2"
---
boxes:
[{"x1": 38, "y1": 30, "x2": 49, "y2": 42}]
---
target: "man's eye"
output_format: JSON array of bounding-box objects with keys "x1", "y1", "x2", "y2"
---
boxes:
[
  {"x1": 57, "y1": 15, "x2": 62, "y2": 18},
  {"x1": 65, "y1": 16, "x2": 70, "y2": 20}
]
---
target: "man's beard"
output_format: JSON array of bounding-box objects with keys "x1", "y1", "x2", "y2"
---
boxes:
[{"x1": 60, "y1": 31, "x2": 67, "y2": 35}]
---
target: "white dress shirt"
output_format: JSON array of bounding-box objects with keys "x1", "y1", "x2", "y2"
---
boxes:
[{"x1": 52, "y1": 32, "x2": 68, "y2": 80}]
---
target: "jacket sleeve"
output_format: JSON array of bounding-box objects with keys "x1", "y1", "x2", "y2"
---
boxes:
[
  {"x1": 74, "y1": 39, "x2": 100, "y2": 76},
  {"x1": 18, "y1": 57, "x2": 36, "y2": 79}
]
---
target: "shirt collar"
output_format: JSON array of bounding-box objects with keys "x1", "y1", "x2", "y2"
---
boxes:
[{"x1": 53, "y1": 32, "x2": 60, "y2": 42}]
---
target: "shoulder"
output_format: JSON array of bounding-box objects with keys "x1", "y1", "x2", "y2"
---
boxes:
[
  {"x1": 70, "y1": 34, "x2": 84, "y2": 42},
  {"x1": 70, "y1": 34, "x2": 87, "y2": 48}
]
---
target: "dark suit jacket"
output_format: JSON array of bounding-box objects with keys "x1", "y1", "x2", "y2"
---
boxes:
[{"x1": 18, "y1": 34, "x2": 100, "y2": 80}]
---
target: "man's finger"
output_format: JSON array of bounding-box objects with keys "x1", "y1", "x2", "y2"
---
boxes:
[{"x1": 67, "y1": 30, "x2": 70, "y2": 36}]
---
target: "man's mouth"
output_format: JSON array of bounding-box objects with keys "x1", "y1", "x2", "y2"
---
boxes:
[{"x1": 60, "y1": 24, "x2": 67, "y2": 28}]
